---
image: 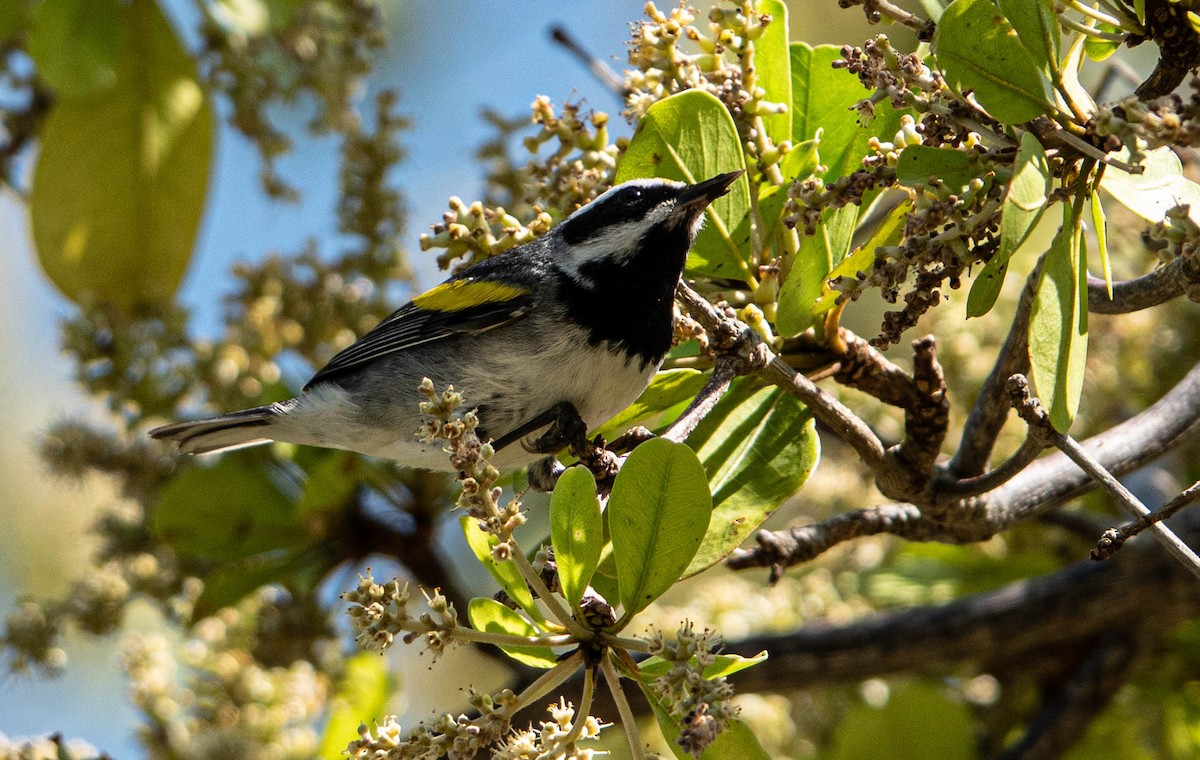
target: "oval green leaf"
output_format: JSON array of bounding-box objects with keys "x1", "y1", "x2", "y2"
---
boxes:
[
  {"x1": 466, "y1": 598, "x2": 557, "y2": 669},
  {"x1": 1101, "y1": 146, "x2": 1200, "y2": 224},
  {"x1": 791, "y1": 43, "x2": 902, "y2": 181},
  {"x1": 1029, "y1": 208, "x2": 1088, "y2": 433},
  {"x1": 460, "y1": 516, "x2": 541, "y2": 622},
  {"x1": 609, "y1": 438, "x2": 712, "y2": 616},
  {"x1": 616, "y1": 89, "x2": 753, "y2": 282},
  {"x1": 934, "y1": 0, "x2": 1055, "y2": 124},
  {"x1": 684, "y1": 381, "x2": 819, "y2": 576},
  {"x1": 896, "y1": 145, "x2": 980, "y2": 193},
  {"x1": 596, "y1": 369, "x2": 709, "y2": 441},
  {"x1": 998, "y1": 0, "x2": 1060, "y2": 84},
  {"x1": 812, "y1": 200, "x2": 910, "y2": 316},
  {"x1": 550, "y1": 466, "x2": 603, "y2": 609},
  {"x1": 776, "y1": 203, "x2": 858, "y2": 335},
  {"x1": 968, "y1": 131, "x2": 1050, "y2": 318},
  {"x1": 637, "y1": 649, "x2": 768, "y2": 680},
  {"x1": 30, "y1": 0, "x2": 214, "y2": 311},
  {"x1": 754, "y1": 0, "x2": 792, "y2": 146},
  {"x1": 27, "y1": 0, "x2": 121, "y2": 99}
]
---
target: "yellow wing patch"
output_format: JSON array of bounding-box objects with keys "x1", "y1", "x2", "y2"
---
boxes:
[{"x1": 412, "y1": 279, "x2": 529, "y2": 313}]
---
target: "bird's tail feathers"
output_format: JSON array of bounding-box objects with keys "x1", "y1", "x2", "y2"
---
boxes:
[{"x1": 149, "y1": 405, "x2": 279, "y2": 455}]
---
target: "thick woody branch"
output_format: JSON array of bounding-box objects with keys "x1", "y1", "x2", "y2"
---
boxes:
[
  {"x1": 728, "y1": 360, "x2": 1200, "y2": 572},
  {"x1": 1086, "y1": 254, "x2": 1200, "y2": 314},
  {"x1": 724, "y1": 517, "x2": 1200, "y2": 687},
  {"x1": 949, "y1": 256, "x2": 1041, "y2": 478},
  {"x1": 996, "y1": 634, "x2": 1140, "y2": 760}
]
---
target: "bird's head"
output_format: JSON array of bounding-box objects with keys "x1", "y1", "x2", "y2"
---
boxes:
[{"x1": 553, "y1": 171, "x2": 743, "y2": 282}]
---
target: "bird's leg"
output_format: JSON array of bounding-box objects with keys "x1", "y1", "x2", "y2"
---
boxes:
[
  {"x1": 520, "y1": 401, "x2": 590, "y2": 455},
  {"x1": 490, "y1": 401, "x2": 587, "y2": 454}
]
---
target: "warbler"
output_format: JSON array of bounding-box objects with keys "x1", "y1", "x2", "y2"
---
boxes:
[{"x1": 151, "y1": 171, "x2": 742, "y2": 471}]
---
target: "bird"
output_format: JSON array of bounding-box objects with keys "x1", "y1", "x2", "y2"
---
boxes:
[{"x1": 150, "y1": 171, "x2": 743, "y2": 472}]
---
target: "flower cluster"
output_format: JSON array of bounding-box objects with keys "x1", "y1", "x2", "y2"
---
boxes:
[
  {"x1": 494, "y1": 699, "x2": 607, "y2": 760},
  {"x1": 646, "y1": 622, "x2": 740, "y2": 756},
  {"x1": 346, "y1": 689, "x2": 518, "y2": 760},
  {"x1": 626, "y1": 1, "x2": 784, "y2": 128},
  {"x1": 342, "y1": 573, "x2": 457, "y2": 658}
]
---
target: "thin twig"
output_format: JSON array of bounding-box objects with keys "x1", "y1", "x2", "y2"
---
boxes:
[
  {"x1": 662, "y1": 360, "x2": 737, "y2": 442},
  {"x1": 512, "y1": 651, "x2": 586, "y2": 714},
  {"x1": 1093, "y1": 480, "x2": 1200, "y2": 559},
  {"x1": 1007, "y1": 374, "x2": 1200, "y2": 580},
  {"x1": 950, "y1": 253, "x2": 1042, "y2": 477},
  {"x1": 936, "y1": 432, "x2": 1047, "y2": 499},
  {"x1": 561, "y1": 666, "x2": 597, "y2": 746},
  {"x1": 549, "y1": 25, "x2": 628, "y2": 98},
  {"x1": 601, "y1": 654, "x2": 646, "y2": 760},
  {"x1": 510, "y1": 547, "x2": 591, "y2": 639}
]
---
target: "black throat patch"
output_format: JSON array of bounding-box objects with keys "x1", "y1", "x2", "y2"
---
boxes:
[{"x1": 555, "y1": 221, "x2": 691, "y2": 369}]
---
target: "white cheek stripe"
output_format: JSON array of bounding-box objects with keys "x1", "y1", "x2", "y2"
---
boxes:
[{"x1": 556, "y1": 204, "x2": 680, "y2": 284}]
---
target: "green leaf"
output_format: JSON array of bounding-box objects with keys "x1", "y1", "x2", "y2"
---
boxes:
[
  {"x1": 637, "y1": 650, "x2": 768, "y2": 680},
  {"x1": 616, "y1": 90, "x2": 753, "y2": 282},
  {"x1": 896, "y1": 145, "x2": 980, "y2": 193},
  {"x1": 1091, "y1": 188, "x2": 1112, "y2": 300},
  {"x1": 1101, "y1": 146, "x2": 1200, "y2": 224},
  {"x1": 460, "y1": 516, "x2": 541, "y2": 622},
  {"x1": 27, "y1": 0, "x2": 121, "y2": 98},
  {"x1": 812, "y1": 200, "x2": 910, "y2": 316},
  {"x1": 791, "y1": 43, "x2": 902, "y2": 181},
  {"x1": 776, "y1": 203, "x2": 858, "y2": 335},
  {"x1": 754, "y1": 0, "x2": 792, "y2": 146},
  {"x1": 968, "y1": 131, "x2": 1050, "y2": 318},
  {"x1": 827, "y1": 681, "x2": 976, "y2": 760},
  {"x1": 916, "y1": 0, "x2": 947, "y2": 21},
  {"x1": 550, "y1": 467, "x2": 603, "y2": 609},
  {"x1": 1029, "y1": 209, "x2": 1088, "y2": 433},
  {"x1": 998, "y1": 0, "x2": 1060, "y2": 83},
  {"x1": 596, "y1": 369, "x2": 708, "y2": 440},
  {"x1": 319, "y1": 653, "x2": 392, "y2": 760},
  {"x1": 934, "y1": 0, "x2": 1055, "y2": 124},
  {"x1": 1084, "y1": 22, "x2": 1120, "y2": 61},
  {"x1": 683, "y1": 381, "x2": 819, "y2": 575},
  {"x1": 154, "y1": 459, "x2": 307, "y2": 561},
  {"x1": 610, "y1": 438, "x2": 712, "y2": 617},
  {"x1": 466, "y1": 598, "x2": 558, "y2": 669},
  {"x1": 192, "y1": 546, "x2": 325, "y2": 620},
  {"x1": 29, "y1": 0, "x2": 214, "y2": 312}
]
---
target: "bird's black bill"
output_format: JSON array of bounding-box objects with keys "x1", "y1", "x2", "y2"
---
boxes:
[{"x1": 676, "y1": 170, "x2": 744, "y2": 208}]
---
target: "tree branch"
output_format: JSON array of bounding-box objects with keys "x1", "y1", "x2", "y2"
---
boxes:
[
  {"x1": 995, "y1": 634, "x2": 1140, "y2": 760},
  {"x1": 1086, "y1": 255, "x2": 1200, "y2": 314},
  {"x1": 1006, "y1": 373, "x2": 1200, "y2": 580},
  {"x1": 949, "y1": 255, "x2": 1041, "y2": 478},
  {"x1": 728, "y1": 360, "x2": 1200, "y2": 572},
  {"x1": 724, "y1": 515, "x2": 1200, "y2": 687}
]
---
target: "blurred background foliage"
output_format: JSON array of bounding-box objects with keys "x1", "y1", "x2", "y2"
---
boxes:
[{"x1": 0, "y1": 0, "x2": 1198, "y2": 758}]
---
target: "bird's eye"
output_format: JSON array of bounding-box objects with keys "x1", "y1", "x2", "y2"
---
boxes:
[{"x1": 625, "y1": 188, "x2": 643, "y2": 204}]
